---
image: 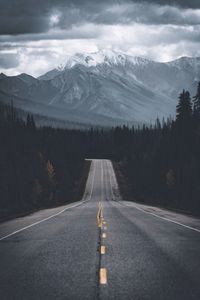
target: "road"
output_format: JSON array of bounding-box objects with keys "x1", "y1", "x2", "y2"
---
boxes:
[{"x1": 0, "y1": 159, "x2": 200, "y2": 300}]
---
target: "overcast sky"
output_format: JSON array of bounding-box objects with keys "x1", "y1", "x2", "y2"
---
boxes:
[{"x1": 0, "y1": 0, "x2": 200, "y2": 77}]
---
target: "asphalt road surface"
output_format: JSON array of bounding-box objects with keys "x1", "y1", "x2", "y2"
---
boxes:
[{"x1": 0, "y1": 159, "x2": 200, "y2": 300}]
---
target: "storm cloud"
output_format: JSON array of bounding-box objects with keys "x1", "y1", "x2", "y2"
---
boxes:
[
  {"x1": 0, "y1": 0, "x2": 200, "y2": 75},
  {"x1": 0, "y1": 0, "x2": 200, "y2": 35}
]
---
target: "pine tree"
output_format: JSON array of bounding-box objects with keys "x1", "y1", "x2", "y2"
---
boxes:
[
  {"x1": 26, "y1": 114, "x2": 36, "y2": 130},
  {"x1": 166, "y1": 169, "x2": 176, "y2": 188},
  {"x1": 176, "y1": 90, "x2": 192, "y2": 122},
  {"x1": 193, "y1": 81, "x2": 200, "y2": 119},
  {"x1": 26, "y1": 114, "x2": 31, "y2": 126}
]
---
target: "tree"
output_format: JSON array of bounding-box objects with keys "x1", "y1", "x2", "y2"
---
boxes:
[
  {"x1": 32, "y1": 179, "x2": 43, "y2": 206},
  {"x1": 176, "y1": 90, "x2": 192, "y2": 122},
  {"x1": 26, "y1": 114, "x2": 36, "y2": 130},
  {"x1": 166, "y1": 169, "x2": 176, "y2": 188},
  {"x1": 193, "y1": 81, "x2": 200, "y2": 119},
  {"x1": 46, "y1": 160, "x2": 55, "y2": 182}
]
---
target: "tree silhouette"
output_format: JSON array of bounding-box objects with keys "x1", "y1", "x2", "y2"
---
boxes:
[
  {"x1": 46, "y1": 160, "x2": 55, "y2": 182},
  {"x1": 193, "y1": 81, "x2": 200, "y2": 119},
  {"x1": 176, "y1": 90, "x2": 192, "y2": 123}
]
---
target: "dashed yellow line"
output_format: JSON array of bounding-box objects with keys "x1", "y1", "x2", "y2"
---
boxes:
[
  {"x1": 97, "y1": 200, "x2": 108, "y2": 285},
  {"x1": 97, "y1": 202, "x2": 104, "y2": 228},
  {"x1": 100, "y1": 268, "x2": 107, "y2": 285},
  {"x1": 101, "y1": 245, "x2": 106, "y2": 254}
]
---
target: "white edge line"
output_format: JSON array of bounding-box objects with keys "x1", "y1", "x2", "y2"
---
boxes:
[
  {"x1": 89, "y1": 160, "x2": 96, "y2": 202},
  {"x1": 123, "y1": 202, "x2": 200, "y2": 234},
  {"x1": 108, "y1": 159, "x2": 200, "y2": 234},
  {"x1": 0, "y1": 160, "x2": 96, "y2": 242},
  {"x1": 101, "y1": 160, "x2": 104, "y2": 203},
  {"x1": 106, "y1": 160, "x2": 115, "y2": 199},
  {"x1": 0, "y1": 201, "x2": 84, "y2": 242}
]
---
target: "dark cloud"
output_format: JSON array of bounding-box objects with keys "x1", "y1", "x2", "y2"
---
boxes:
[
  {"x1": 76, "y1": 3, "x2": 200, "y2": 27},
  {"x1": 141, "y1": 0, "x2": 200, "y2": 9},
  {"x1": 0, "y1": 0, "x2": 200, "y2": 36},
  {"x1": 0, "y1": 52, "x2": 20, "y2": 69},
  {"x1": 0, "y1": 0, "x2": 111, "y2": 34},
  {"x1": 0, "y1": 0, "x2": 200, "y2": 76},
  {"x1": 0, "y1": 26, "x2": 102, "y2": 44}
]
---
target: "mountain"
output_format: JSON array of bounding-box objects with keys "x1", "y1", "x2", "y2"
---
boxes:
[
  {"x1": 0, "y1": 50, "x2": 200, "y2": 127},
  {"x1": 0, "y1": 73, "x2": 58, "y2": 105}
]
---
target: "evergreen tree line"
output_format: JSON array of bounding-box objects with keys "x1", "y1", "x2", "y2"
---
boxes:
[
  {"x1": 0, "y1": 104, "x2": 88, "y2": 219},
  {"x1": 83, "y1": 82, "x2": 200, "y2": 214},
  {"x1": 1, "y1": 81, "x2": 200, "y2": 218},
  {"x1": 112, "y1": 82, "x2": 200, "y2": 215}
]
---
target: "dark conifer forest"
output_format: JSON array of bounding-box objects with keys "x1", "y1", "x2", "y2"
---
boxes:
[
  {"x1": 0, "y1": 105, "x2": 90, "y2": 220},
  {"x1": 1, "y1": 82, "x2": 200, "y2": 219}
]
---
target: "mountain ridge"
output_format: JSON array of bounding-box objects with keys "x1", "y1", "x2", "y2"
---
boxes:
[{"x1": 0, "y1": 50, "x2": 200, "y2": 127}]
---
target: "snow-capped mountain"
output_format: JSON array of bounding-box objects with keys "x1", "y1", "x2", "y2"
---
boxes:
[
  {"x1": 54, "y1": 50, "x2": 149, "y2": 69},
  {"x1": 0, "y1": 50, "x2": 200, "y2": 126},
  {"x1": 39, "y1": 50, "x2": 151, "y2": 80}
]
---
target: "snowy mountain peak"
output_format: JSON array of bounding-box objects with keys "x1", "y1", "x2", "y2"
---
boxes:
[
  {"x1": 60, "y1": 49, "x2": 151, "y2": 70},
  {"x1": 2, "y1": 51, "x2": 200, "y2": 127}
]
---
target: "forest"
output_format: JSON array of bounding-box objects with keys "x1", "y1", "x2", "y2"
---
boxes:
[
  {"x1": 112, "y1": 83, "x2": 200, "y2": 216},
  {"x1": 0, "y1": 105, "x2": 90, "y2": 220},
  {"x1": 0, "y1": 81, "x2": 200, "y2": 219}
]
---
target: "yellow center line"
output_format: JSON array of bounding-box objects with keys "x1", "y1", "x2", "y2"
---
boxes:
[
  {"x1": 102, "y1": 233, "x2": 106, "y2": 239},
  {"x1": 97, "y1": 202, "x2": 104, "y2": 228},
  {"x1": 96, "y1": 202, "x2": 101, "y2": 225},
  {"x1": 100, "y1": 268, "x2": 107, "y2": 285},
  {"x1": 101, "y1": 245, "x2": 106, "y2": 254}
]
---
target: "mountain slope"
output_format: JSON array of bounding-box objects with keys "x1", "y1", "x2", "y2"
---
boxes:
[
  {"x1": 0, "y1": 73, "x2": 58, "y2": 105},
  {"x1": 41, "y1": 50, "x2": 200, "y2": 99},
  {"x1": 0, "y1": 50, "x2": 200, "y2": 126},
  {"x1": 43, "y1": 64, "x2": 174, "y2": 123}
]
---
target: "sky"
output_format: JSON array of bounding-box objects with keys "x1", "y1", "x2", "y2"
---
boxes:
[{"x1": 0, "y1": 0, "x2": 200, "y2": 77}]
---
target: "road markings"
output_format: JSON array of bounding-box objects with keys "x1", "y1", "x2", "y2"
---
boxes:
[
  {"x1": 101, "y1": 245, "x2": 106, "y2": 254},
  {"x1": 97, "y1": 202, "x2": 104, "y2": 228},
  {"x1": 0, "y1": 203, "x2": 80, "y2": 242},
  {"x1": 125, "y1": 203, "x2": 200, "y2": 234},
  {"x1": 102, "y1": 233, "x2": 106, "y2": 239},
  {"x1": 106, "y1": 160, "x2": 115, "y2": 200},
  {"x1": 101, "y1": 160, "x2": 104, "y2": 202},
  {"x1": 105, "y1": 157, "x2": 200, "y2": 234},
  {"x1": 0, "y1": 160, "x2": 97, "y2": 242},
  {"x1": 87, "y1": 160, "x2": 97, "y2": 202},
  {"x1": 98, "y1": 162, "x2": 108, "y2": 286},
  {"x1": 100, "y1": 268, "x2": 107, "y2": 285}
]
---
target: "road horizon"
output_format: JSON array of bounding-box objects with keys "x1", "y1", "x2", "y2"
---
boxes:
[{"x1": 1, "y1": 159, "x2": 200, "y2": 300}]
